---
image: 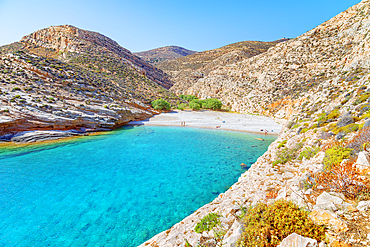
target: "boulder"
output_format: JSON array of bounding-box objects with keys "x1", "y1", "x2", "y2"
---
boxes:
[
  {"x1": 357, "y1": 201, "x2": 370, "y2": 212},
  {"x1": 277, "y1": 233, "x2": 317, "y2": 247},
  {"x1": 309, "y1": 208, "x2": 348, "y2": 233},
  {"x1": 222, "y1": 220, "x2": 242, "y2": 247},
  {"x1": 314, "y1": 192, "x2": 343, "y2": 212},
  {"x1": 355, "y1": 151, "x2": 370, "y2": 170}
]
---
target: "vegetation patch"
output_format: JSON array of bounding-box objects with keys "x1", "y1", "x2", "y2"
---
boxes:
[
  {"x1": 180, "y1": 94, "x2": 198, "y2": 102},
  {"x1": 237, "y1": 200, "x2": 326, "y2": 247},
  {"x1": 277, "y1": 140, "x2": 287, "y2": 149},
  {"x1": 313, "y1": 160, "x2": 370, "y2": 200},
  {"x1": 332, "y1": 123, "x2": 359, "y2": 135},
  {"x1": 151, "y1": 99, "x2": 171, "y2": 110},
  {"x1": 323, "y1": 145, "x2": 352, "y2": 170},
  {"x1": 194, "y1": 212, "x2": 221, "y2": 233},
  {"x1": 273, "y1": 141, "x2": 304, "y2": 166},
  {"x1": 298, "y1": 146, "x2": 320, "y2": 161}
]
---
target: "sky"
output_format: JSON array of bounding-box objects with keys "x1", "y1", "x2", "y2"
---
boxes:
[{"x1": 0, "y1": 0, "x2": 361, "y2": 52}]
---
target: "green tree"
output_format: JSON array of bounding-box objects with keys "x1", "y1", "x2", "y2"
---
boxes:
[
  {"x1": 189, "y1": 101, "x2": 200, "y2": 110},
  {"x1": 203, "y1": 98, "x2": 222, "y2": 110},
  {"x1": 151, "y1": 99, "x2": 171, "y2": 110}
]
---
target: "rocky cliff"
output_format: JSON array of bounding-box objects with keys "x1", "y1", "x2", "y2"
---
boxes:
[
  {"x1": 141, "y1": 0, "x2": 370, "y2": 246},
  {"x1": 135, "y1": 46, "x2": 196, "y2": 65},
  {"x1": 158, "y1": 39, "x2": 288, "y2": 95},
  {"x1": 0, "y1": 25, "x2": 178, "y2": 141}
]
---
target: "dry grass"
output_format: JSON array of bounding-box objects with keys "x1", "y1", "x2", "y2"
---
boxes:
[{"x1": 312, "y1": 159, "x2": 370, "y2": 200}]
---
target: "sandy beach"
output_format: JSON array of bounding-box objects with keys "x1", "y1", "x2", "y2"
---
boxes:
[{"x1": 127, "y1": 110, "x2": 282, "y2": 135}]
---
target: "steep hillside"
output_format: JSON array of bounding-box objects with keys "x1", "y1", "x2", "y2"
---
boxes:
[
  {"x1": 141, "y1": 0, "x2": 370, "y2": 246},
  {"x1": 135, "y1": 45, "x2": 196, "y2": 65},
  {"x1": 0, "y1": 25, "x2": 178, "y2": 138},
  {"x1": 184, "y1": 3, "x2": 370, "y2": 119},
  {"x1": 157, "y1": 39, "x2": 288, "y2": 94}
]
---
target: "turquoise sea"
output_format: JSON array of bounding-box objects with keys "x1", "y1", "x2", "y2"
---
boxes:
[{"x1": 0, "y1": 126, "x2": 275, "y2": 246}]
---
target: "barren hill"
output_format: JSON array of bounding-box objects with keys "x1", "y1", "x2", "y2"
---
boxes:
[
  {"x1": 135, "y1": 46, "x2": 196, "y2": 65},
  {"x1": 156, "y1": 39, "x2": 288, "y2": 94},
  {"x1": 0, "y1": 25, "x2": 178, "y2": 137}
]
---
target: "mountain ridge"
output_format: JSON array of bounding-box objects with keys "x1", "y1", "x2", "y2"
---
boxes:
[
  {"x1": 156, "y1": 39, "x2": 289, "y2": 94},
  {"x1": 134, "y1": 45, "x2": 196, "y2": 65}
]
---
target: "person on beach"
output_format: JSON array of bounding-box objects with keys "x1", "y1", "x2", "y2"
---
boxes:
[{"x1": 264, "y1": 129, "x2": 268, "y2": 135}]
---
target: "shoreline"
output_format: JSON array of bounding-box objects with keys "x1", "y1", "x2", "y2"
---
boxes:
[
  {"x1": 0, "y1": 110, "x2": 282, "y2": 145},
  {"x1": 127, "y1": 110, "x2": 282, "y2": 135}
]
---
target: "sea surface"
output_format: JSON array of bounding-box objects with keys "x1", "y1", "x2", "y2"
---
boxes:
[{"x1": 0, "y1": 126, "x2": 276, "y2": 246}]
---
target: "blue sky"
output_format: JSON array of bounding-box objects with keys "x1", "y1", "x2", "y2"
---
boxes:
[{"x1": 0, "y1": 0, "x2": 361, "y2": 52}]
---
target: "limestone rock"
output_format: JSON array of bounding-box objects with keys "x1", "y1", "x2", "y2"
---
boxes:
[
  {"x1": 309, "y1": 208, "x2": 348, "y2": 233},
  {"x1": 222, "y1": 220, "x2": 242, "y2": 247},
  {"x1": 357, "y1": 201, "x2": 370, "y2": 212},
  {"x1": 314, "y1": 192, "x2": 343, "y2": 212},
  {"x1": 277, "y1": 233, "x2": 317, "y2": 247},
  {"x1": 355, "y1": 151, "x2": 370, "y2": 170}
]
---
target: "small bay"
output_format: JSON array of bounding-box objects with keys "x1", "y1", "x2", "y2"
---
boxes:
[{"x1": 0, "y1": 126, "x2": 275, "y2": 246}]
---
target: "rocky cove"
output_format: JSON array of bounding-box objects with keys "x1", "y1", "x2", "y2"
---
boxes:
[{"x1": 2, "y1": 0, "x2": 370, "y2": 246}]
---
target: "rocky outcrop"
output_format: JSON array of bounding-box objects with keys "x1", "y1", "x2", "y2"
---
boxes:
[
  {"x1": 20, "y1": 25, "x2": 174, "y2": 89},
  {"x1": 0, "y1": 26, "x2": 180, "y2": 140}
]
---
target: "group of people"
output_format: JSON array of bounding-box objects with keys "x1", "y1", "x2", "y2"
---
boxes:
[
  {"x1": 261, "y1": 129, "x2": 273, "y2": 135},
  {"x1": 180, "y1": 121, "x2": 186, "y2": 127}
]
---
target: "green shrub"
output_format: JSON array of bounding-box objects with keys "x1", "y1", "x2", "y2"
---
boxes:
[
  {"x1": 277, "y1": 140, "x2": 287, "y2": 149},
  {"x1": 273, "y1": 142, "x2": 304, "y2": 166},
  {"x1": 194, "y1": 212, "x2": 221, "y2": 233},
  {"x1": 323, "y1": 146, "x2": 352, "y2": 170},
  {"x1": 151, "y1": 99, "x2": 171, "y2": 110},
  {"x1": 189, "y1": 101, "x2": 200, "y2": 110},
  {"x1": 177, "y1": 103, "x2": 188, "y2": 110},
  {"x1": 327, "y1": 109, "x2": 340, "y2": 120},
  {"x1": 301, "y1": 128, "x2": 309, "y2": 133},
  {"x1": 237, "y1": 200, "x2": 326, "y2": 247},
  {"x1": 333, "y1": 123, "x2": 359, "y2": 135},
  {"x1": 298, "y1": 146, "x2": 320, "y2": 160},
  {"x1": 190, "y1": 99, "x2": 204, "y2": 108},
  {"x1": 202, "y1": 98, "x2": 222, "y2": 110},
  {"x1": 180, "y1": 94, "x2": 198, "y2": 102}
]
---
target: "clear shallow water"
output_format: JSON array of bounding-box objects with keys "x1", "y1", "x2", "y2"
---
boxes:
[{"x1": 0, "y1": 126, "x2": 276, "y2": 247}]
